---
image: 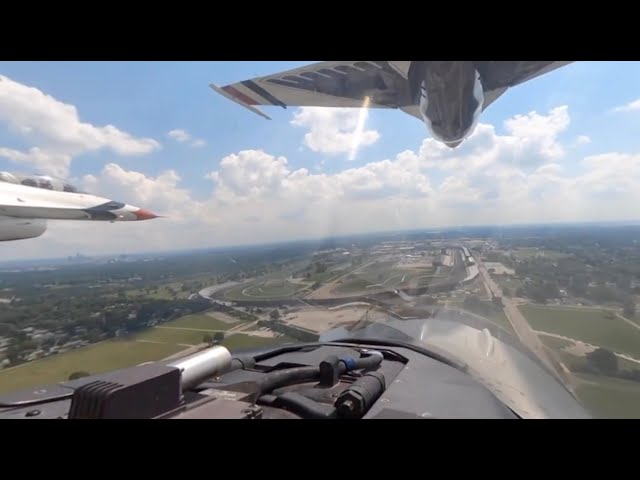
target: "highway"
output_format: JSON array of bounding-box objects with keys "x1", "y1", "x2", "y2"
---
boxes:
[{"x1": 474, "y1": 254, "x2": 574, "y2": 385}]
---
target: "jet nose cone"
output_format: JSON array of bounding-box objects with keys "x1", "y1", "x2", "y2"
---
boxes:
[
  {"x1": 133, "y1": 208, "x2": 159, "y2": 221},
  {"x1": 444, "y1": 139, "x2": 463, "y2": 149}
]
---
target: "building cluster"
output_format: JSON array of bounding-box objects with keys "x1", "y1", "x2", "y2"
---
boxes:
[{"x1": 0, "y1": 327, "x2": 91, "y2": 369}]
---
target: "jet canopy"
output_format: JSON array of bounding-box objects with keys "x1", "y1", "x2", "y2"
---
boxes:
[{"x1": 0, "y1": 172, "x2": 85, "y2": 194}]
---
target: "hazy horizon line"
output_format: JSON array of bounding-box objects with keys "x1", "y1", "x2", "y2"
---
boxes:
[{"x1": 3, "y1": 218, "x2": 640, "y2": 267}]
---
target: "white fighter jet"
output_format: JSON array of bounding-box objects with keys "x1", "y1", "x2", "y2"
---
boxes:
[
  {"x1": 211, "y1": 61, "x2": 573, "y2": 148},
  {"x1": 0, "y1": 171, "x2": 159, "y2": 242}
]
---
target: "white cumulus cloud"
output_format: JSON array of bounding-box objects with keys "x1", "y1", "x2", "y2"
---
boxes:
[
  {"x1": 612, "y1": 98, "x2": 640, "y2": 113},
  {"x1": 0, "y1": 147, "x2": 71, "y2": 178},
  {"x1": 575, "y1": 135, "x2": 591, "y2": 146},
  {"x1": 5, "y1": 102, "x2": 640, "y2": 260},
  {"x1": 291, "y1": 107, "x2": 380, "y2": 157},
  {"x1": 417, "y1": 105, "x2": 571, "y2": 171},
  {"x1": 0, "y1": 74, "x2": 160, "y2": 177},
  {"x1": 168, "y1": 129, "x2": 191, "y2": 142},
  {"x1": 82, "y1": 163, "x2": 200, "y2": 218},
  {"x1": 167, "y1": 128, "x2": 206, "y2": 148}
]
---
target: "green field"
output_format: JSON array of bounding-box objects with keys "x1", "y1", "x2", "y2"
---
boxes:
[
  {"x1": 357, "y1": 260, "x2": 398, "y2": 278},
  {"x1": 167, "y1": 313, "x2": 239, "y2": 330},
  {"x1": 617, "y1": 356, "x2": 640, "y2": 371},
  {"x1": 575, "y1": 373, "x2": 640, "y2": 418},
  {"x1": 415, "y1": 272, "x2": 440, "y2": 288},
  {"x1": 221, "y1": 260, "x2": 435, "y2": 299},
  {"x1": 129, "y1": 313, "x2": 243, "y2": 346},
  {"x1": 334, "y1": 261, "x2": 436, "y2": 294},
  {"x1": 0, "y1": 339, "x2": 182, "y2": 394},
  {"x1": 558, "y1": 351, "x2": 588, "y2": 372},
  {"x1": 0, "y1": 332, "x2": 295, "y2": 395},
  {"x1": 345, "y1": 261, "x2": 397, "y2": 285},
  {"x1": 547, "y1": 346, "x2": 640, "y2": 374},
  {"x1": 621, "y1": 312, "x2": 640, "y2": 328},
  {"x1": 454, "y1": 298, "x2": 515, "y2": 335},
  {"x1": 334, "y1": 276, "x2": 372, "y2": 294},
  {"x1": 220, "y1": 265, "x2": 314, "y2": 301},
  {"x1": 223, "y1": 282, "x2": 263, "y2": 300},
  {"x1": 0, "y1": 311, "x2": 251, "y2": 394},
  {"x1": 132, "y1": 328, "x2": 210, "y2": 346},
  {"x1": 519, "y1": 304, "x2": 640, "y2": 357},
  {"x1": 539, "y1": 334, "x2": 574, "y2": 351},
  {"x1": 490, "y1": 310, "x2": 515, "y2": 334},
  {"x1": 242, "y1": 279, "x2": 305, "y2": 298},
  {"x1": 538, "y1": 334, "x2": 588, "y2": 373},
  {"x1": 357, "y1": 262, "x2": 434, "y2": 287},
  {"x1": 0, "y1": 329, "x2": 293, "y2": 395},
  {"x1": 221, "y1": 333, "x2": 295, "y2": 350},
  {"x1": 306, "y1": 270, "x2": 339, "y2": 283},
  {"x1": 292, "y1": 269, "x2": 340, "y2": 285}
]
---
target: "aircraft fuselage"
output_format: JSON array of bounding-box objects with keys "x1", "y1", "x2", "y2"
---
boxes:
[
  {"x1": 408, "y1": 61, "x2": 484, "y2": 148},
  {"x1": 0, "y1": 174, "x2": 160, "y2": 241}
]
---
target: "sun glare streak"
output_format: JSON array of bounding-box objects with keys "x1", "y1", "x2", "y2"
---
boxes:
[{"x1": 349, "y1": 96, "x2": 371, "y2": 161}]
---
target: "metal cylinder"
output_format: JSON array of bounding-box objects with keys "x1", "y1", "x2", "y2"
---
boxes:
[{"x1": 167, "y1": 346, "x2": 232, "y2": 390}]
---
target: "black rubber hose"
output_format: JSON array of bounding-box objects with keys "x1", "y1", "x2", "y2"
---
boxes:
[
  {"x1": 257, "y1": 394, "x2": 278, "y2": 405},
  {"x1": 257, "y1": 351, "x2": 383, "y2": 396},
  {"x1": 257, "y1": 366, "x2": 319, "y2": 395},
  {"x1": 258, "y1": 393, "x2": 336, "y2": 419},
  {"x1": 231, "y1": 356, "x2": 255, "y2": 370},
  {"x1": 352, "y1": 351, "x2": 383, "y2": 370},
  {"x1": 193, "y1": 367, "x2": 319, "y2": 394},
  {"x1": 272, "y1": 392, "x2": 337, "y2": 419}
]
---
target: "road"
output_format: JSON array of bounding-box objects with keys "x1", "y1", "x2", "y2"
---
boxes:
[
  {"x1": 475, "y1": 255, "x2": 573, "y2": 384},
  {"x1": 615, "y1": 312, "x2": 640, "y2": 331},
  {"x1": 198, "y1": 281, "x2": 240, "y2": 300}
]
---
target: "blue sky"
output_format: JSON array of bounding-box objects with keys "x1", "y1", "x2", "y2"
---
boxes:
[{"x1": 0, "y1": 61, "x2": 639, "y2": 259}]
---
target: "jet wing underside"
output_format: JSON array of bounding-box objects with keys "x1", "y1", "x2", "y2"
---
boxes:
[
  {"x1": 212, "y1": 61, "x2": 573, "y2": 120},
  {"x1": 475, "y1": 61, "x2": 573, "y2": 111},
  {"x1": 211, "y1": 61, "x2": 413, "y2": 118}
]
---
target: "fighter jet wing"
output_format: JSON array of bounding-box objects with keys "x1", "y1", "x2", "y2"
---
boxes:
[
  {"x1": 474, "y1": 61, "x2": 574, "y2": 111},
  {"x1": 0, "y1": 193, "x2": 94, "y2": 219},
  {"x1": 210, "y1": 61, "x2": 413, "y2": 119},
  {"x1": 0, "y1": 187, "x2": 81, "y2": 215},
  {"x1": 0, "y1": 183, "x2": 126, "y2": 221}
]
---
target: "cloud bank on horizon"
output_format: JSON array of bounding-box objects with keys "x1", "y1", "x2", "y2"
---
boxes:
[{"x1": 0, "y1": 61, "x2": 640, "y2": 260}]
